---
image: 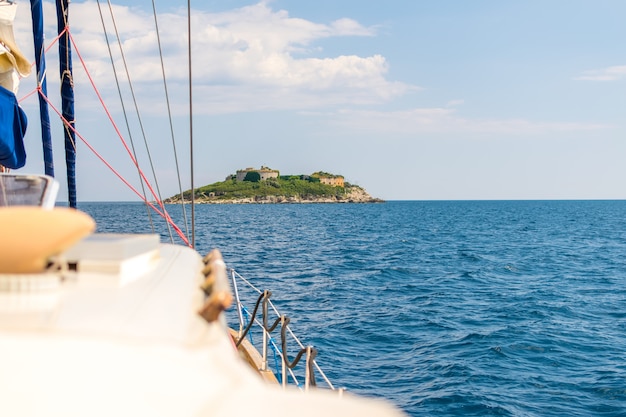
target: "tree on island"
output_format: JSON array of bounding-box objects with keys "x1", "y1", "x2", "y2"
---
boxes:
[{"x1": 243, "y1": 171, "x2": 261, "y2": 182}]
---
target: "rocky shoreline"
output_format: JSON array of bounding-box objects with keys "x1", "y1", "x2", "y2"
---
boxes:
[{"x1": 166, "y1": 186, "x2": 384, "y2": 204}]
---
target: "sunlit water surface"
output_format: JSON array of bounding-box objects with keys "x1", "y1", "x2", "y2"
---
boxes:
[{"x1": 81, "y1": 200, "x2": 626, "y2": 417}]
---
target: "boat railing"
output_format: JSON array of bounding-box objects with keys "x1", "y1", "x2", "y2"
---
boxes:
[{"x1": 228, "y1": 267, "x2": 339, "y2": 392}]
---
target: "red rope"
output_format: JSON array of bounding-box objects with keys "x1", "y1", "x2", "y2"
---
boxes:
[
  {"x1": 67, "y1": 32, "x2": 183, "y2": 232},
  {"x1": 21, "y1": 25, "x2": 190, "y2": 247},
  {"x1": 18, "y1": 88, "x2": 38, "y2": 102},
  {"x1": 38, "y1": 89, "x2": 189, "y2": 246}
]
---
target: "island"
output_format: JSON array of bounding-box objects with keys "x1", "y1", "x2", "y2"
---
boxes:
[{"x1": 164, "y1": 167, "x2": 384, "y2": 204}]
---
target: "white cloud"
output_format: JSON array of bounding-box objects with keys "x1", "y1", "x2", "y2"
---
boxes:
[
  {"x1": 330, "y1": 18, "x2": 376, "y2": 36},
  {"x1": 573, "y1": 65, "x2": 626, "y2": 81},
  {"x1": 446, "y1": 99, "x2": 464, "y2": 107},
  {"x1": 14, "y1": 1, "x2": 409, "y2": 114},
  {"x1": 330, "y1": 108, "x2": 612, "y2": 135}
]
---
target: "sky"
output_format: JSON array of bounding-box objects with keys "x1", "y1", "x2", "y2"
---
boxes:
[{"x1": 10, "y1": 0, "x2": 626, "y2": 201}]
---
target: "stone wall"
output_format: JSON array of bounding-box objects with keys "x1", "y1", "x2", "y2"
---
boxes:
[{"x1": 235, "y1": 167, "x2": 279, "y2": 182}]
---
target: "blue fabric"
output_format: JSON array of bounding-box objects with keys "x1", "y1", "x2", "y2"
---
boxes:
[
  {"x1": 0, "y1": 86, "x2": 27, "y2": 169},
  {"x1": 56, "y1": 0, "x2": 76, "y2": 207},
  {"x1": 31, "y1": 0, "x2": 55, "y2": 177}
]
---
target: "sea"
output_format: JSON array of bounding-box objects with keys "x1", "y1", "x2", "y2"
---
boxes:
[{"x1": 79, "y1": 200, "x2": 626, "y2": 417}]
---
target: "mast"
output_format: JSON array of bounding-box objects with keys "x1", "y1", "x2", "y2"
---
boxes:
[
  {"x1": 29, "y1": 0, "x2": 54, "y2": 178},
  {"x1": 56, "y1": 0, "x2": 76, "y2": 207}
]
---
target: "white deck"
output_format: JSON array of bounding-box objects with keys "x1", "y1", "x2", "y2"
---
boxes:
[
  {"x1": 0, "y1": 239, "x2": 405, "y2": 416},
  {"x1": 0, "y1": 243, "x2": 206, "y2": 343}
]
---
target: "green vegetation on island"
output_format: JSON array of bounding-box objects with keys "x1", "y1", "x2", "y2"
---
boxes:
[{"x1": 165, "y1": 168, "x2": 383, "y2": 204}]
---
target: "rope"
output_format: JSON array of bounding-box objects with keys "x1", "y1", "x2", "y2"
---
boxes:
[
  {"x1": 67, "y1": 32, "x2": 189, "y2": 245},
  {"x1": 280, "y1": 317, "x2": 312, "y2": 370},
  {"x1": 228, "y1": 268, "x2": 336, "y2": 391},
  {"x1": 240, "y1": 305, "x2": 253, "y2": 344},
  {"x1": 150, "y1": 0, "x2": 190, "y2": 242},
  {"x1": 232, "y1": 288, "x2": 317, "y2": 387},
  {"x1": 103, "y1": 0, "x2": 174, "y2": 243},
  {"x1": 37, "y1": 85, "x2": 189, "y2": 245},
  {"x1": 235, "y1": 291, "x2": 269, "y2": 348},
  {"x1": 269, "y1": 336, "x2": 281, "y2": 383},
  {"x1": 21, "y1": 18, "x2": 189, "y2": 244},
  {"x1": 95, "y1": 0, "x2": 155, "y2": 235}
]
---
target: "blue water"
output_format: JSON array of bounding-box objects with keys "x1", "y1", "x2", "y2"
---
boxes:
[{"x1": 79, "y1": 200, "x2": 626, "y2": 416}]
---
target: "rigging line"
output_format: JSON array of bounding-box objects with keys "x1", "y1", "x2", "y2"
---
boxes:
[
  {"x1": 38, "y1": 89, "x2": 189, "y2": 245},
  {"x1": 43, "y1": 28, "x2": 64, "y2": 54},
  {"x1": 104, "y1": 0, "x2": 174, "y2": 244},
  {"x1": 68, "y1": 32, "x2": 160, "y2": 201},
  {"x1": 150, "y1": 0, "x2": 190, "y2": 242},
  {"x1": 22, "y1": 27, "x2": 63, "y2": 98},
  {"x1": 18, "y1": 88, "x2": 38, "y2": 102},
  {"x1": 36, "y1": 6, "x2": 183, "y2": 242},
  {"x1": 67, "y1": 32, "x2": 187, "y2": 244},
  {"x1": 95, "y1": 0, "x2": 155, "y2": 234},
  {"x1": 188, "y1": 0, "x2": 195, "y2": 248},
  {"x1": 39, "y1": 91, "x2": 184, "y2": 239}
]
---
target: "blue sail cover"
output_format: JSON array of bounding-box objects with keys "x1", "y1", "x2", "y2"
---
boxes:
[
  {"x1": 0, "y1": 86, "x2": 27, "y2": 169},
  {"x1": 56, "y1": 0, "x2": 76, "y2": 207},
  {"x1": 29, "y1": 0, "x2": 54, "y2": 177}
]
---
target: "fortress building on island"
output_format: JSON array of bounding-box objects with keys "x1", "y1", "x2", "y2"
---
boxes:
[
  {"x1": 320, "y1": 177, "x2": 344, "y2": 187},
  {"x1": 227, "y1": 167, "x2": 345, "y2": 188},
  {"x1": 162, "y1": 166, "x2": 383, "y2": 204},
  {"x1": 229, "y1": 166, "x2": 280, "y2": 182},
  {"x1": 311, "y1": 171, "x2": 345, "y2": 187}
]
